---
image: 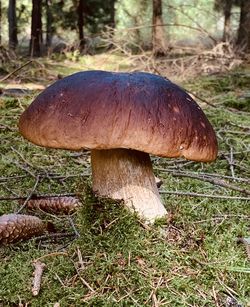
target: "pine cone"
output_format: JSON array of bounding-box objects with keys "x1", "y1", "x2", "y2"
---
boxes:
[
  {"x1": 0, "y1": 214, "x2": 46, "y2": 244},
  {"x1": 20, "y1": 196, "x2": 80, "y2": 215}
]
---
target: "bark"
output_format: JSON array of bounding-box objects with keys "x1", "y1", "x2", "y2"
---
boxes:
[
  {"x1": 32, "y1": 261, "x2": 46, "y2": 296},
  {"x1": 0, "y1": 0, "x2": 2, "y2": 45},
  {"x1": 8, "y1": 0, "x2": 18, "y2": 50},
  {"x1": 109, "y1": 0, "x2": 116, "y2": 29},
  {"x1": 30, "y1": 0, "x2": 42, "y2": 57},
  {"x1": 152, "y1": 0, "x2": 167, "y2": 56},
  {"x1": 236, "y1": 0, "x2": 250, "y2": 52},
  {"x1": 222, "y1": 0, "x2": 233, "y2": 41},
  {"x1": 91, "y1": 149, "x2": 167, "y2": 223},
  {"x1": 45, "y1": 0, "x2": 53, "y2": 49},
  {"x1": 77, "y1": 0, "x2": 85, "y2": 52}
]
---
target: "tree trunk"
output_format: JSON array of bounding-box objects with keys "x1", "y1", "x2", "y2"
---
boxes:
[
  {"x1": 222, "y1": 0, "x2": 233, "y2": 42},
  {"x1": 77, "y1": 0, "x2": 85, "y2": 52},
  {"x1": 152, "y1": 0, "x2": 167, "y2": 56},
  {"x1": 8, "y1": 0, "x2": 18, "y2": 50},
  {"x1": 45, "y1": 0, "x2": 52, "y2": 50},
  {"x1": 0, "y1": 0, "x2": 2, "y2": 45},
  {"x1": 109, "y1": 0, "x2": 116, "y2": 29},
  {"x1": 236, "y1": 0, "x2": 250, "y2": 52},
  {"x1": 30, "y1": 0, "x2": 42, "y2": 57}
]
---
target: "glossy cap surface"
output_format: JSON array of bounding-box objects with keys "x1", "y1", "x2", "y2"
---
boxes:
[{"x1": 19, "y1": 71, "x2": 218, "y2": 161}]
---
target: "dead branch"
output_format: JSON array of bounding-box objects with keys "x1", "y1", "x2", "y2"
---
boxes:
[
  {"x1": 171, "y1": 172, "x2": 250, "y2": 196},
  {"x1": 0, "y1": 193, "x2": 76, "y2": 201},
  {"x1": 155, "y1": 167, "x2": 250, "y2": 183},
  {"x1": 32, "y1": 261, "x2": 46, "y2": 296},
  {"x1": 164, "y1": 4, "x2": 217, "y2": 44},
  {"x1": 16, "y1": 176, "x2": 40, "y2": 213},
  {"x1": 0, "y1": 60, "x2": 33, "y2": 82},
  {"x1": 159, "y1": 190, "x2": 250, "y2": 201},
  {"x1": 34, "y1": 232, "x2": 75, "y2": 242}
]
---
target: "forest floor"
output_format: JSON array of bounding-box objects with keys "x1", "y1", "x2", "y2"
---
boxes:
[{"x1": 0, "y1": 53, "x2": 249, "y2": 306}]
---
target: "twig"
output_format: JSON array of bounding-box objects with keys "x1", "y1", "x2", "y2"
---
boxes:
[
  {"x1": 34, "y1": 232, "x2": 75, "y2": 242},
  {"x1": 0, "y1": 60, "x2": 33, "y2": 82},
  {"x1": 159, "y1": 190, "x2": 250, "y2": 200},
  {"x1": 73, "y1": 261, "x2": 95, "y2": 293},
  {"x1": 11, "y1": 146, "x2": 38, "y2": 170},
  {"x1": 15, "y1": 176, "x2": 40, "y2": 213},
  {"x1": 33, "y1": 252, "x2": 68, "y2": 262},
  {"x1": 170, "y1": 172, "x2": 250, "y2": 195},
  {"x1": 0, "y1": 171, "x2": 89, "y2": 182},
  {"x1": 237, "y1": 237, "x2": 250, "y2": 261},
  {"x1": 229, "y1": 147, "x2": 236, "y2": 180},
  {"x1": 32, "y1": 261, "x2": 46, "y2": 296},
  {"x1": 68, "y1": 217, "x2": 80, "y2": 238},
  {"x1": 179, "y1": 85, "x2": 216, "y2": 108},
  {"x1": 12, "y1": 160, "x2": 36, "y2": 178},
  {"x1": 194, "y1": 215, "x2": 250, "y2": 224},
  {"x1": 0, "y1": 192, "x2": 76, "y2": 201},
  {"x1": 155, "y1": 167, "x2": 249, "y2": 183}
]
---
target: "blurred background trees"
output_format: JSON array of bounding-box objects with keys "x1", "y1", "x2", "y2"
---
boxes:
[
  {"x1": 0, "y1": 0, "x2": 249, "y2": 57},
  {"x1": 8, "y1": 0, "x2": 17, "y2": 50}
]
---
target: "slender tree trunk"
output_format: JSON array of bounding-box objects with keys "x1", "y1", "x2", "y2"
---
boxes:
[
  {"x1": 0, "y1": 0, "x2": 2, "y2": 45},
  {"x1": 152, "y1": 0, "x2": 166, "y2": 56},
  {"x1": 222, "y1": 0, "x2": 233, "y2": 42},
  {"x1": 8, "y1": 0, "x2": 18, "y2": 50},
  {"x1": 45, "y1": 0, "x2": 53, "y2": 50},
  {"x1": 236, "y1": 0, "x2": 250, "y2": 52},
  {"x1": 109, "y1": 0, "x2": 116, "y2": 29},
  {"x1": 30, "y1": 0, "x2": 42, "y2": 57},
  {"x1": 77, "y1": 0, "x2": 85, "y2": 52}
]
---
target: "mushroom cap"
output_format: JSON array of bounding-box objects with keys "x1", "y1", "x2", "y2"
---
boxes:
[{"x1": 19, "y1": 71, "x2": 218, "y2": 162}]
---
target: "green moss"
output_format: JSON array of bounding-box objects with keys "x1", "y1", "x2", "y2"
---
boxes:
[{"x1": 0, "y1": 67, "x2": 249, "y2": 306}]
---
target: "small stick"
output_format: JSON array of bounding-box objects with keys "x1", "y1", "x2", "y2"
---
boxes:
[
  {"x1": 11, "y1": 146, "x2": 40, "y2": 170},
  {"x1": 73, "y1": 262, "x2": 95, "y2": 293},
  {"x1": 68, "y1": 217, "x2": 80, "y2": 238},
  {"x1": 34, "y1": 252, "x2": 68, "y2": 263},
  {"x1": 155, "y1": 167, "x2": 249, "y2": 183},
  {"x1": 0, "y1": 60, "x2": 33, "y2": 82},
  {"x1": 229, "y1": 147, "x2": 236, "y2": 180},
  {"x1": 32, "y1": 261, "x2": 46, "y2": 296},
  {"x1": 0, "y1": 192, "x2": 77, "y2": 202},
  {"x1": 34, "y1": 232, "x2": 75, "y2": 242},
  {"x1": 170, "y1": 172, "x2": 250, "y2": 195},
  {"x1": 160, "y1": 190, "x2": 250, "y2": 200},
  {"x1": 16, "y1": 176, "x2": 40, "y2": 213},
  {"x1": 237, "y1": 237, "x2": 250, "y2": 260},
  {"x1": 12, "y1": 160, "x2": 36, "y2": 178}
]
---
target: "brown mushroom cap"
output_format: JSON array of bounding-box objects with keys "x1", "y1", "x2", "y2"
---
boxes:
[{"x1": 19, "y1": 71, "x2": 217, "y2": 161}]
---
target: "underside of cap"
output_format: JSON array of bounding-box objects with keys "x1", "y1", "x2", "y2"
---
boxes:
[{"x1": 19, "y1": 70, "x2": 218, "y2": 162}]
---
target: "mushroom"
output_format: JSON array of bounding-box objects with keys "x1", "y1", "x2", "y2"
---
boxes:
[{"x1": 19, "y1": 71, "x2": 218, "y2": 223}]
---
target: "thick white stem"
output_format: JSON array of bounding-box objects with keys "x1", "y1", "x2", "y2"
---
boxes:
[{"x1": 91, "y1": 149, "x2": 167, "y2": 223}]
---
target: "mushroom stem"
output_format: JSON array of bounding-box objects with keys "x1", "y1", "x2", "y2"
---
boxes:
[{"x1": 91, "y1": 149, "x2": 167, "y2": 223}]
